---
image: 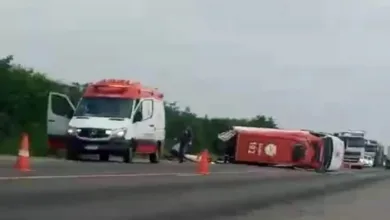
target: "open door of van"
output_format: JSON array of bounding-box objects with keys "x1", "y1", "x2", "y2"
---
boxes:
[{"x1": 47, "y1": 92, "x2": 75, "y2": 151}]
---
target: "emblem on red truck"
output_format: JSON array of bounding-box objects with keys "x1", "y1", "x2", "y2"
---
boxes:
[{"x1": 264, "y1": 143, "x2": 277, "y2": 157}]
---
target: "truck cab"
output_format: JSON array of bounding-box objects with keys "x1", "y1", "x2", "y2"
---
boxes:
[
  {"x1": 365, "y1": 139, "x2": 384, "y2": 167},
  {"x1": 47, "y1": 79, "x2": 166, "y2": 163},
  {"x1": 334, "y1": 131, "x2": 366, "y2": 169}
]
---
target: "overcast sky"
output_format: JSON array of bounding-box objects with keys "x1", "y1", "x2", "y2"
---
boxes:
[{"x1": 1, "y1": 0, "x2": 390, "y2": 142}]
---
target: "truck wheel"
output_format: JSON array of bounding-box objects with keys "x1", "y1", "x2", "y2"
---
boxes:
[
  {"x1": 65, "y1": 148, "x2": 79, "y2": 161},
  {"x1": 292, "y1": 144, "x2": 306, "y2": 162},
  {"x1": 99, "y1": 153, "x2": 109, "y2": 162},
  {"x1": 123, "y1": 148, "x2": 134, "y2": 163},
  {"x1": 385, "y1": 160, "x2": 390, "y2": 170}
]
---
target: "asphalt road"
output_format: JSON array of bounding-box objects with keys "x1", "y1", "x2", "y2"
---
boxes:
[
  {"x1": 230, "y1": 175, "x2": 390, "y2": 220},
  {"x1": 0, "y1": 157, "x2": 389, "y2": 220}
]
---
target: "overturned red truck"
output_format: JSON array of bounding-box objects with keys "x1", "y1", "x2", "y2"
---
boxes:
[{"x1": 217, "y1": 126, "x2": 345, "y2": 172}]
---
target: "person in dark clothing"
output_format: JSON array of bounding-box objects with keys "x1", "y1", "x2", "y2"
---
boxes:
[{"x1": 178, "y1": 126, "x2": 193, "y2": 163}]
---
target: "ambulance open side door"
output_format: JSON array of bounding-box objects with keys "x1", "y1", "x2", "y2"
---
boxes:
[
  {"x1": 47, "y1": 92, "x2": 75, "y2": 150},
  {"x1": 132, "y1": 98, "x2": 156, "y2": 153}
]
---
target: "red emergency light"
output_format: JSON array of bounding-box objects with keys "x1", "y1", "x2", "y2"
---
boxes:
[
  {"x1": 93, "y1": 84, "x2": 128, "y2": 94},
  {"x1": 84, "y1": 79, "x2": 162, "y2": 99}
]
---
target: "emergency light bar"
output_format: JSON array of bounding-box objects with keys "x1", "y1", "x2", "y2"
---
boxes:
[{"x1": 93, "y1": 84, "x2": 128, "y2": 94}]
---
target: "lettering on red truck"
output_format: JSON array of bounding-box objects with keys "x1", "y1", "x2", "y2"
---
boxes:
[
  {"x1": 248, "y1": 142, "x2": 263, "y2": 156},
  {"x1": 248, "y1": 142, "x2": 277, "y2": 157}
]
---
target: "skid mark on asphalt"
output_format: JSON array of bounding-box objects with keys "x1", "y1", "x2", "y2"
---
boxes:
[{"x1": 0, "y1": 169, "x2": 264, "y2": 181}]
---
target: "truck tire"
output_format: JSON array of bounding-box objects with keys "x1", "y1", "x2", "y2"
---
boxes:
[
  {"x1": 99, "y1": 153, "x2": 109, "y2": 162},
  {"x1": 292, "y1": 144, "x2": 306, "y2": 162},
  {"x1": 123, "y1": 148, "x2": 134, "y2": 163},
  {"x1": 385, "y1": 160, "x2": 390, "y2": 170}
]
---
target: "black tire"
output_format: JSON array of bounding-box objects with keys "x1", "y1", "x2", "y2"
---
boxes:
[
  {"x1": 123, "y1": 148, "x2": 134, "y2": 163},
  {"x1": 385, "y1": 160, "x2": 390, "y2": 170},
  {"x1": 149, "y1": 145, "x2": 160, "y2": 164},
  {"x1": 65, "y1": 148, "x2": 79, "y2": 161},
  {"x1": 149, "y1": 152, "x2": 160, "y2": 163},
  {"x1": 315, "y1": 166, "x2": 327, "y2": 173},
  {"x1": 292, "y1": 144, "x2": 306, "y2": 162},
  {"x1": 99, "y1": 153, "x2": 109, "y2": 162}
]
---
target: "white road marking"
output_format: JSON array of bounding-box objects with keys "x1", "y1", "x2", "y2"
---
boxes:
[
  {"x1": 0, "y1": 169, "x2": 261, "y2": 181},
  {"x1": 175, "y1": 173, "x2": 200, "y2": 176},
  {"x1": 0, "y1": 172, "x2": 175, "y2": 180}
]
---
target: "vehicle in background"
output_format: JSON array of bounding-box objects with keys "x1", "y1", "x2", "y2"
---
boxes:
[
  {"x1": 333, "y1": 131, "x2": 366, "y2": 169},
  {"x1": 364, "y1": 139, "x2": 384, "y2": 167},
  {"x1": 47, "y1": 79, "x2": 165, "y2": 163},
  {"x1": 362, "y1": 155, "x2": 374, "y2": 167},
  {"x1": 384, "y1": 145, "x2": 390, "y2": 169},
  {"x1": 217, "y1": 126, "x2": 345, "y2": 172}
]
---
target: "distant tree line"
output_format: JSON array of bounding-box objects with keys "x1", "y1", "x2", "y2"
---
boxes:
[{"x1": 0, "y1": 55, "x2": 278, "y2": 156}]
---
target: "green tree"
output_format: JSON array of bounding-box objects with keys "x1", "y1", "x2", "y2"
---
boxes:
[{"x1": 0, "y1": 55, "x2": 278, "y2": 156}]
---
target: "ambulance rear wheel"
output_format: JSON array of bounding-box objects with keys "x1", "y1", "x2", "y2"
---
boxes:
[
  {"x1": 123, "y1": 148, "x2": 134, "y2": 163},
  {"x1": 149, "y1": 145, "x2": 160, "y2": 164},
  {"x1": 149, "y1": 152, "x2": 160, "y2": 163}
]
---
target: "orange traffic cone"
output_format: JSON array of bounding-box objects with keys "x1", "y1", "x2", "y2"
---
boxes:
[
  {"x1": 14, "y1": 133, "x2": 31, "y2": 172},
  {"x1": 197, "y1": 149, "x2": 210, "y2": 175}
]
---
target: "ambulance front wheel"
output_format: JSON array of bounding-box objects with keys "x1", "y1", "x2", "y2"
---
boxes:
[
  {"x1": 65, "y1": 148, "x2": 79, "y2": 161},
  {"x1": 99, "y1": 153, "x2": 109, "y2": 162},
  {"x1": 123, "y1": 148, "x2": 134, "y2": 163}
]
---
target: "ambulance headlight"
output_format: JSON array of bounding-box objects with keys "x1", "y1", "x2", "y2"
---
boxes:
[
  {"x1": 359, "y1": 158, "x2": 365, "y2": 163},
  {"x1": 67, "y1": 127, "x2": 81, "y2": 136},
  {"x1": 110, "y1": 128, "x2": 127, "y2": 138}
]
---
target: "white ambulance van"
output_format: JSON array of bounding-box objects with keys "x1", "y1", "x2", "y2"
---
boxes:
[{"x1": 47, "y1": 79, "x2": 165, "y2": 163}]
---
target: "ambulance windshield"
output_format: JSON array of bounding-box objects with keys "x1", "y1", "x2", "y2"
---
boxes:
[{"x1": 74, "y1": 97, "x2": 134, "y2": 118}]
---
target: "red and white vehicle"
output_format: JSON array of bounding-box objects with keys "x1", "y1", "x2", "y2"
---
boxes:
[
  {"x1": 218, "y1": 127, "x2": 345, "y2": 172},
  {"x1": 47, "y1": 79, "x2": 166, "y2": 163}
]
